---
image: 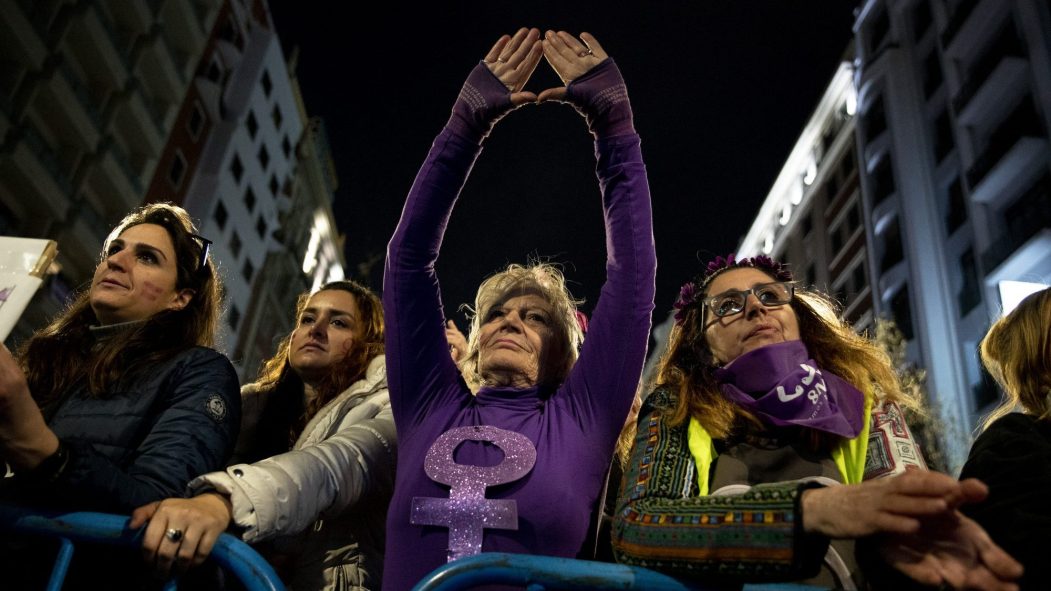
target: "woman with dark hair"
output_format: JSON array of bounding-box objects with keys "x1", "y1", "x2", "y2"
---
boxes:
[
  {"x1": 382, "y1": 28, "x2": 655, "y2": 590},
  {"x1": 960, "y1": 287, "x2": 1051, "y2": 590},
  {"x1": 0, "y1": 202, "x2": 237, "y2": 512},
  {"x1": 134, "y1": 280, "x2": 395, "y2": 591},
  {"x1": 613, "y1": 255, "x2": 1022, "y2": 590},
  {"x1": 0, "y1": 203, "x2": 239, "y2": 588}
]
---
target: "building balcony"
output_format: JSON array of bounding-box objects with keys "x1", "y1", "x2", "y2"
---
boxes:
[
  {"x1": 101, "y1": 0, "x2": 152, "y2": 39},
  {"x1": 111, "y1": 79, "x2": 165, "y2": 158},
  {"x1": 982, "y1": 179, "x2": 1051, "y2": 273},
  {"x1": 0, "y1": 126, "x2": 72, "y2": 220},
  {"x1": 30, "y1": 58, "x2": 103, "y2": 152},
  {"x1": 56, "y1": 204, "x2": 109, "y2": 279},
  {"x1": 81, "y1": 139, "x2": 143, "y2": 216},
  {"x1": 954, "y1": 56, "x2": 1028, "y2": 125},
  {"x1": 0, "y1": 0, "x2": 48, "y2": 71},
  {"x1": 133, "y1": 24, "x2": 184, "y2": 105},
  {"x1": 158, "y1": 0, "x2": 209, "y2": 61},
  {"x1": 941, "y1": 0, "x2": 982, "y2": 49},
  {"x1": 70, "y1": 4, "x2": 130, "y2": 96},
  {"x1": 969, "y1": 136, "x2": 1047, "y2": 206}
]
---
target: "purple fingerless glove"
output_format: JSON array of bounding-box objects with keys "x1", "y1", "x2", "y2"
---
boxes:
[
  {"x1": 446, "y1": 61, "x2": 516, "y2": 144},
  {"x1": 565, "y1": 58, "x2": 635, "y2": 139}
]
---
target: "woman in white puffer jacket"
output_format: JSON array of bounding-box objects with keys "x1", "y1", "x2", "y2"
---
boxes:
[{"x1": 133, "y1": 280, "x2": 395, "y2": 591}]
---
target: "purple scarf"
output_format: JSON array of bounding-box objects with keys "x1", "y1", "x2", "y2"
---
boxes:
[{"x1": 714, "y1": 340, "x2": 865, "y2": 438}]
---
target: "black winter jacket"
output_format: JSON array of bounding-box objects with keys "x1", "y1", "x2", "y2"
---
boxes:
[{"x1": 16, "y1": 346, "x2": 241, "y2": 512}]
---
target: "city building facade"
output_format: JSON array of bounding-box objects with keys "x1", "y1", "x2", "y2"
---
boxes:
[
  {"x1": 1, "y1": 0, "x2": 223, "y2": 342},
  {"x1": 1, "y1": 1, "x2": 347, "y2": 382},
  {"x1": 852, "y1": 0, "x2": 1051, "y2": 466},
  {"x1": 736, "y1": 0, "x2": 1051, "y2": 468}
]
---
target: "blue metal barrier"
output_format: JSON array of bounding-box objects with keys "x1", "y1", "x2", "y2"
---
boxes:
[
  {"x1": 0, "y1": 504, "x2": 286, "y2": 591},
  {"x1": 410, "y1": 552, "x2": 827, "y2": 591}
]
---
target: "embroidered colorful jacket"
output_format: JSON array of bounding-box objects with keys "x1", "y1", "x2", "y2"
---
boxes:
[{"x1": 612, "y1": 387, "x2": 925, "y2": 583}]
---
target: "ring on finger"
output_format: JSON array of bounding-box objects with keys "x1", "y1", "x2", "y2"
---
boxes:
[
  {"x1": 165, "y1": 528, "x2": 184, "y2": 543},
  {"x1": 496, "y1": 57, "x2": 507, "y2": 63},
  {"x1": 578, "y1": 48, "x2": 594, "y2": 58}
]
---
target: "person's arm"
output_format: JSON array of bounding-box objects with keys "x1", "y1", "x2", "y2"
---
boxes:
[
  {"x1": 382, "y1": 29, "x2": 542, "y2": 426},
  {"x1": 33, "y1": 349, "x2": 240, "y2": 513},
  {"x1": 198, "y1": 392, "x2": 394, "y2": 542},
  {"x1": 133, "y1": 384, "x2": 396, "y2": 576},
  {"x1": 612, "y1": 393, "x2": 824, "y2": 581},
  {"x1": 540, "y1": 32, "x2": 657, "y2": 445},
  {"x1": 613, "y1": 393, "x2": 1014, "y2": 585},
  {"x1": 0, "y1": 344, "x2": 59, "y2": 470}
]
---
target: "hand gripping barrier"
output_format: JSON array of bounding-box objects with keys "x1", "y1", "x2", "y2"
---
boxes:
[
  {"x1": 410, "y1": 552, "x2": 827, "y2": 591},
  {"x1": 0, "y1": 504, "x2": 286, "y2": 591}
]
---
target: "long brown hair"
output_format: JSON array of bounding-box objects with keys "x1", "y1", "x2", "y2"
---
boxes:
[
  {"x1": 18, "y1": 203, "x2": 220, "y2": 410},
  {"x1": 251, "y1": 280, "x2": 384, "y2": 449},
  {"x1": 980, "y1": 287, "x2": 1051, "y2": 429},
  {"x1": 657, "y1": 269, "x2": 911, "y2": 440}
]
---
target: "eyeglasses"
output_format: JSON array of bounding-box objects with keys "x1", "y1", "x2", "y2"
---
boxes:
[
  {"x1": 189, "y1": 233, "x2": 212, "y2": 272},
  {"x1": 703, "y1": 281, "x2": 794, "y2": 320}
]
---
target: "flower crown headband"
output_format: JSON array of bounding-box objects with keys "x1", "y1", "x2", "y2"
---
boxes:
[{"x1": 672, "y1": 254, "x2": 794, "y2": 325}]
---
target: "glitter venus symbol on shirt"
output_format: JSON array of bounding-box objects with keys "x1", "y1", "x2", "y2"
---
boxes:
[{"x1": 410, "y1": 425, "x2": 537, "y2": 561}]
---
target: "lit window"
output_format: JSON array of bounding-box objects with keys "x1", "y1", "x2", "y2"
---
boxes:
[{"x1": 999, "y1": 281, "x2": 1047, "y2": 315}]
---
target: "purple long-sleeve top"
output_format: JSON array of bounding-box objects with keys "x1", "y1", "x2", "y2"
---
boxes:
[{"x1": 381, "y1": 125, "x2": 655, "y2": 590}]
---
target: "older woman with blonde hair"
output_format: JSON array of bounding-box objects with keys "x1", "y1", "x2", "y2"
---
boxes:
[
  {"x1": 613, "y1": 254, "x2": 1022, "y2": 590},
  {"x1": 961, "y1": 286, "x2": 1051, "y2": 590},
  {"x1": 382, "y1": 28, "x2": 655, "y2": 590}
]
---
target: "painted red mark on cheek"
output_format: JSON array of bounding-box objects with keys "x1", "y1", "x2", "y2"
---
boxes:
[{"x1": 140, "y1": 281, "x2": 166, "y2": 302}]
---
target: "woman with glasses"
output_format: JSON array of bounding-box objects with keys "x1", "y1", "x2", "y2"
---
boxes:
[
  {"x1": 0, "y1": 203, "x2": 239, "y2": 586},
  {"x1": 612, "y1": 255, "x2": 1022, "y2": 590}
]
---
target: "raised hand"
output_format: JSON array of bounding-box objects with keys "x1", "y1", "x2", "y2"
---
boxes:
[
  {"x1": 538, "y1": 31, "x2": 609, "y2": 102},
  {"x1": 131, "y1": 493, "x2": 234, "y2": 577},
  {"x1": 537, "y1": 31, "x2": 633, "y2": 138},
  {"x1": 447, "y1": 28, "x2": 543, "y2": 142},
  {"x1": 446, "y1": 320, "x2": 468, "y2": 366},
  {"x1": 483, "y1": 27, "x2": 543, "y2": 106}
]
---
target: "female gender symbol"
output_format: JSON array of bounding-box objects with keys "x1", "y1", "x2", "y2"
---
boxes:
[{"x1": 410, "y1": 425, "x2": 537, "y2": 561}]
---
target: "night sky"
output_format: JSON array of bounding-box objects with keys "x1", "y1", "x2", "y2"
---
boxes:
[{"x1": 269, "y1": 2, "x2": 857, "y2": 330}]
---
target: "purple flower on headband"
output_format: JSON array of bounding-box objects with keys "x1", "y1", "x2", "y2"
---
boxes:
[
  {"x1": 673, "y1": 281, "x2": 699, "y2": 325},
  {"x1": 705, "y1": 254, "x2": 736, "y2": 277},
  {"x1": 675, "y1": 253, "x2": 794, "y2": 326},
  {"x1": 703, "y1": 253, "x2": 793, "y2": 284}
]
